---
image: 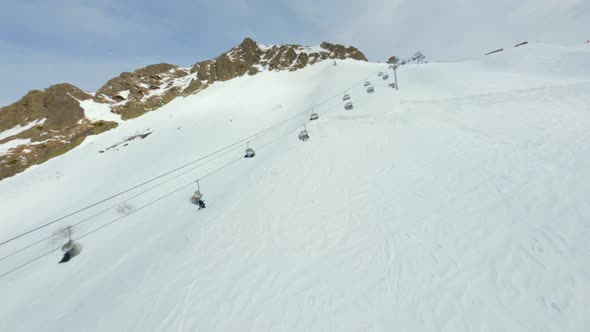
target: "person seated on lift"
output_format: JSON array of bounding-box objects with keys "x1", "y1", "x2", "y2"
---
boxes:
[
  {"x1": 192, "y1": 191, "x2": 206, "y2": 210},
  {"x1": 59, "y1": 239, "x2": 83, "y2": 264}
]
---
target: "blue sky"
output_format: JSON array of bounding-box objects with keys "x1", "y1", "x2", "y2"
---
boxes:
[{"x1": 1, "y1": 0, "x2": 589, "y2": 106}]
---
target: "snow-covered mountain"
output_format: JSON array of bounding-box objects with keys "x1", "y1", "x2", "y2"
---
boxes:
[
  {"x1": 0, "y1": 38, "x2": 366, "y2": 180},
  {"x1": 0, "y1": 42, "x2": 589, "y2": 331}
]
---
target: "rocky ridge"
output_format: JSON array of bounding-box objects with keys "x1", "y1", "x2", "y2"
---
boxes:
[{"x1": 0, "y1": 38, "x2": 367, "y2": 180}]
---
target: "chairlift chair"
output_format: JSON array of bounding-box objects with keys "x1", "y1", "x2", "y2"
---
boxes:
[
  {"x1": 191, "y1": 190, "x2": 206, "y2": 210},
  {"x1": 310, "y1": 113, "x2": 319, "y2": 121},
  {"x1": 298, "y1": 125, "x2": 310, "y2": 141},
  {"x1": 383, "y1": 74, "x2": 389, "y2": 80},
  {"x1": 344, "y1": 102, "x2": 354, "y2": 110},
  {"x1": 364, "y1": 81, "x2": 371, "y2": 87},
  {"x1": 244, "y1": 147, "x2": 255, "y2": 158},
  {"x1": 62, "y1": 239, "x2": 74, "y2": 252},
  {"x1": 191, "y1": 180, "x2": 203, "y2": 203},
  {"x1": 191, "y1": 190, "x2": 203, "y2": 203},
  {"x1": 367, "y1": 86, "x2": 375, "y2": 94},
  {"x1": 378, "y1": 72, "x2": 383, "y2": 76},
  {"x1": 59, "y1": 239, "x2": 82, "y2": 264},
  {"x1": 190, "y1": 180, "x2": 206, "y2": 209},
  {"x1": 342, "y1": 94, "x2": 351, "y2": 101}
]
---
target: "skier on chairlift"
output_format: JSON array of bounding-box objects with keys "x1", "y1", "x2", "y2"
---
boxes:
[
  {"x1": 192, "y1": 190, "x2": 206, "y2": 210},
  {"x1": 244, "y1": 147, "x2": 255, "y2": 158},
  {"x1": 59, "y1": 239, "x2": 83, "y2": 264},
  {"x1": 298, "y1": 128, "x2": 310, "y2": 141}
]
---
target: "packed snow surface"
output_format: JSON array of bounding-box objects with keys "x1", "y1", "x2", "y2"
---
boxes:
[{"x1": 0, "y1": 43, "x2": 589, "y2": 331}]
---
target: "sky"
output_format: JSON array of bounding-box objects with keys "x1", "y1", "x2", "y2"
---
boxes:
[{"x1": 1, "y1": 0, "x2": 589, "y2": 106}]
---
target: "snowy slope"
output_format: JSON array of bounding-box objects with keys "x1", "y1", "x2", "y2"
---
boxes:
[{"x1": 1, "y1": 43, "x2": 590, "y2": 332}]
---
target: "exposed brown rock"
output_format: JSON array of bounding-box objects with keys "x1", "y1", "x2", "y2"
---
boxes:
[
  {"x1": 95, "y1": 63, "x2": 177, "y2": 102},
  {"x1": 284, "y1": 48, "x2": 297, "y2": 66},
  {"x1": 181, "y1": 79, "x2": 204, "y2": 96},
  {"x1": 213, "y1": 54, "x2": 232, "y2": 81},
  {"x1": 0, "y1": 119, "x2": 117, "y2": 180},
  {"x1": 172, "y1": 69, "x2": 190, "y2": 78},
  {"x1": 0, "y1": 83, "x2": 91, "y2": 133},
  {"x1": 294, "y1": 52, "x2": 309, "y2": 69},
  {"x1": 320, "y1": 42, "x2": 367, "y2": 61},
  {"x1": 197, "y1": 62, "x2": 211, "y2": 81}
]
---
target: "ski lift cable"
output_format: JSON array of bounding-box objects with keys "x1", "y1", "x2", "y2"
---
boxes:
[
  {"x1": 0, "y1": 104, "x2": 317, "y2": 278},
  {"x1": 0, "y1": 246, "x2": 62, "y2": 279},
  {"x1": 0, "y1": 66, "x2": 390, "y2": 278},
  {"x1": 0, "y1": 65, "x2": 388, "y2": 248},
  {"x1": 73, "y1": 154, "x2": 243, "y2": 243},
  {"x1": 0, "y1": 113, "x2": 298, "y2": 247},
  {"x1": 0, "y1": 139, "x2": 246, "y2": 247},
  {"x1": 267, "y1": 94, "x2": 353, "y2": 146},
  {"x1": 0, "y1": 64, "x2": 389, "y2": 277},
  {"x1": 258, "y1": 123, "x2": 307, "y2": 150},
  {"x1": 255, "y1": 71, "x2": 384, "y2": 150},
  {"x1": 75, "y1": 155, "x2": 243, "y2": 241},
  {"x1": 256, "y1": 76, "x2": 382, "y2": 151},
  {"x1": 0, "y1": 132, "x2": 265, "y2": 278},
  {"x1": 0, "y1": 155, "x2": 247, "y2": 279},
  {"x1": 0, "y1": 144, "x2": 244, "y2": 262},
  {"x1": 0, "y1": 143, "x2": 244, "y2": 247},
  {"x1": 0, "y1": 103, "x2": 317, "y2": 247},
  {"x1": 0, "y1": 179, "x2": 197, "y2": 279}
]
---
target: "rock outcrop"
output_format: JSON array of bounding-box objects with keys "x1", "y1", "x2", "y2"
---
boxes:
[
  {"x1": 319, "y1": 42, "x2": 368, "y2": 61},
  {"x1": 0, "y1": 83, "x2": 117, "y2": 180},
  {"x1": 91, "y1": 38, "x2": 368, "y2": 120}
]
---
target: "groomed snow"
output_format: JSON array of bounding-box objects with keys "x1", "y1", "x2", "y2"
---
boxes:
[{"x1": 0, "y1": 43, "x2": 589, "y2": 332}]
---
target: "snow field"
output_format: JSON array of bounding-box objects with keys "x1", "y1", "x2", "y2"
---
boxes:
[{"x1": 1, "y1": 44, "x2": 589, "y2": 331}]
